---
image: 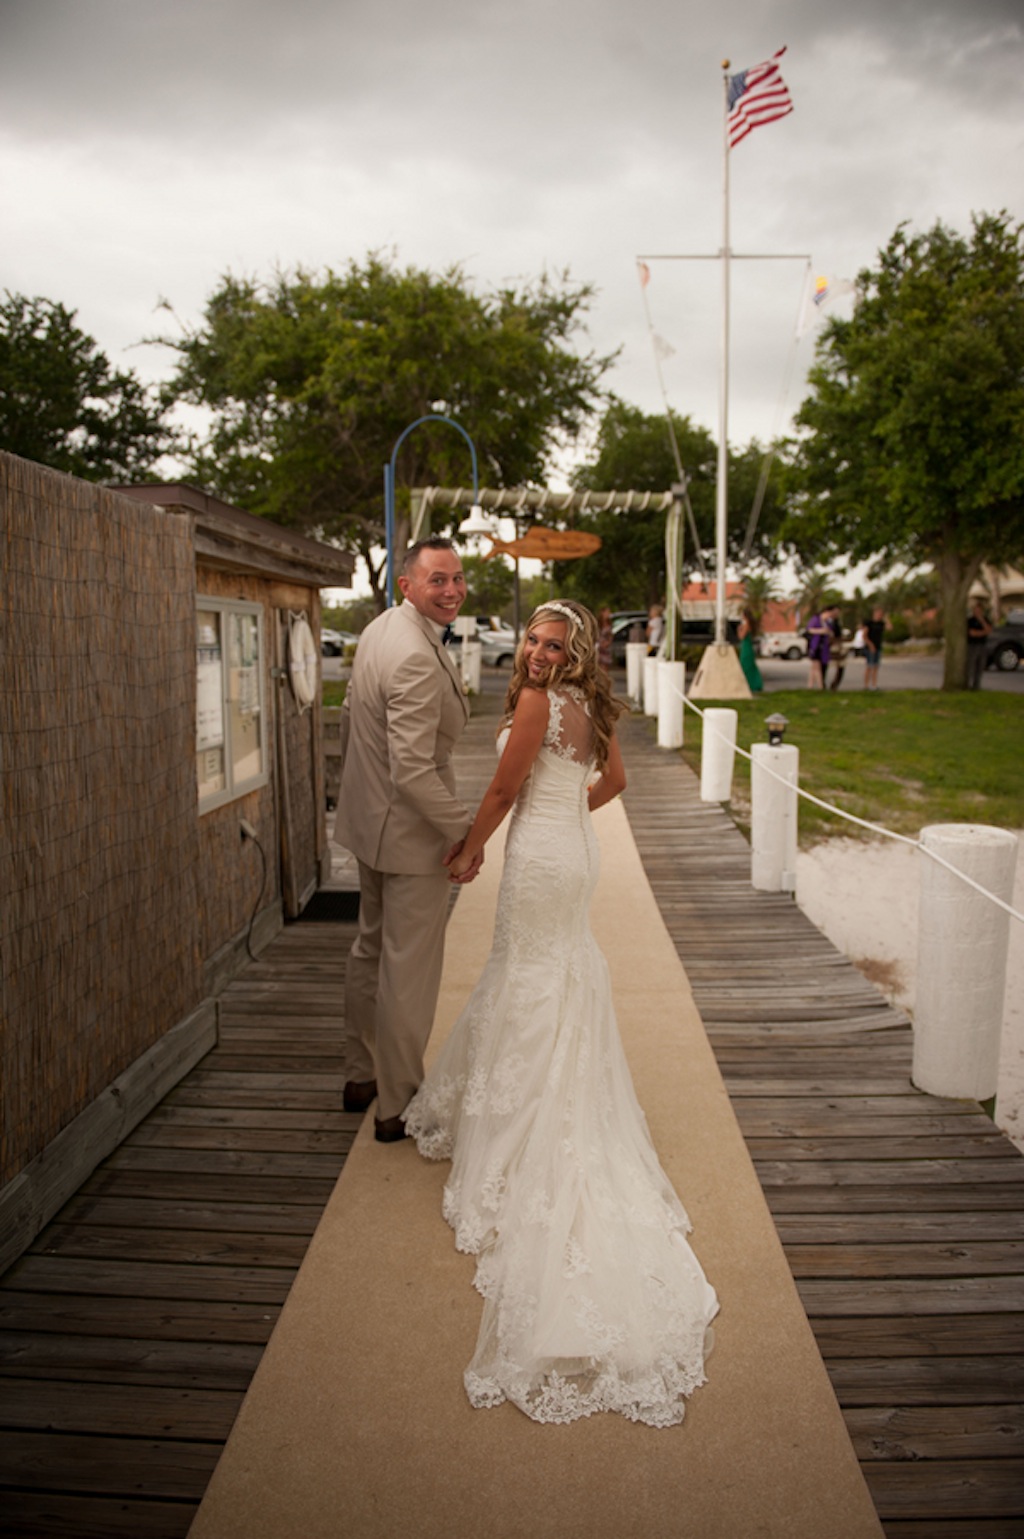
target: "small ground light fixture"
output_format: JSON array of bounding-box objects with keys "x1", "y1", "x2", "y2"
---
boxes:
[{"x1": 766, "y1": 713, "x2": 789, "y2": 745}]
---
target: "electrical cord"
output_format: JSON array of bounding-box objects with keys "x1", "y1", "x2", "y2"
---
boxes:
[{"x1": 240, "y1": 820, "x2": 268, "y2": 961}]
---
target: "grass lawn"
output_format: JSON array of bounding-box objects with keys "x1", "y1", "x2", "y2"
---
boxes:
[{"x1": 678, "y1": 688, "x2": 1024, "y2": 845}]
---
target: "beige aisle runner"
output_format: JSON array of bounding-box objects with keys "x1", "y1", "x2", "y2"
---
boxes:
[{"x1": 189, "y1": 800, "x2": 882, "y2": 1539}]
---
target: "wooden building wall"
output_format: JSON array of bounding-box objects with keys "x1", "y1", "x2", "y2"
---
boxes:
[{"x1": 0, "y1": 456, "x2": 202, "y2": 1187}]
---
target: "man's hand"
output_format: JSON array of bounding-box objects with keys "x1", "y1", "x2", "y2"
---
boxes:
[{"x1": 444, "y1": 839, "x2": 484, "y2": 884}]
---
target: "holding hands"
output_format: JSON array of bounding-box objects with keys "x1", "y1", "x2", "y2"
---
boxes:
[{"x1": 444, "y1": 840, "x2": 485, "y2": 884}]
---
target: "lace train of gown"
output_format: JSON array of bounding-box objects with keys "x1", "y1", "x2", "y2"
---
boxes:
[{"x1": 404, "y1": 688, "x2": 718, "y2": 1426}]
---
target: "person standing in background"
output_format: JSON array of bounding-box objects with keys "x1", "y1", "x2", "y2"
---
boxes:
[
  {"x1": 646, "y1": 603, "x2": 665, "y2": 655},
  {"x1": 864, "y1": 607, "x2": 887, "y2": 691},
  {"x1": 738, "y1": 608, "x2": 763, "y2": 693},
  {"x1": 806, "y1": 610, "x2": 830, "y2": 689},
  {"x1": 828, "y1": 607, "x2": 847, "y2": 691},
  {"x1": 966, "y1": 598, "x2": 992, "y2": 689}
]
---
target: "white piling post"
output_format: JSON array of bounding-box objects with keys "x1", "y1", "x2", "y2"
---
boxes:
[
  {"x1": 625, "y1": 642, "x2": 647, "y2": 710},
  {"x1": 751, "y1": 743, "x2": 799, "y2": 892},
  {"x1": 463, "y1": 640, "x2": 482, "y2": 694},
  {"x1": 656, "y1": 660, "x2": 686, "y2": 749},
  {"x1": 643, "y1": 655, "x2": 659, "y2": 718},
  {"x1": 912, "y1": 824, "x2": 1018, "y2": 1102},
  {"x1": 701, "y1": 708, "x2": 738, "y2": 801}
]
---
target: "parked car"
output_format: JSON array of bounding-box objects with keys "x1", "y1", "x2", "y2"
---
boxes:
[
  {"x1": 609, "y1": 610, "x2": 739, "y2": 664},
  {"x1": 321, "y1": 628, "x2": 358, "y2": 656},
  {"x1": 449, "y1": 622, "x2": 519, "y2": 667},
  {"x1": 985, "y1": 608, "x2": 1024, "y2": 672},
  {"x1": 759, "y1": 630, "x2": 808, "y2": 661},
  {"x1": 479, "y1": 627, "x2": 518, "y2": 667}
]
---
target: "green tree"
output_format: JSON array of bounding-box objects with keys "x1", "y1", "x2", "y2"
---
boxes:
[
  {"x1": 556, "y1": 400, "x2": 787, "y2": 612},
  {"x1": 161, "y1": 255, "x2": 613, "y2": 607},
  {"x1": 786, "y1": 213, "x2": 1024, "y2": 687},
  {"x1": 0, "y1": 293, "x2": 172, "y2": 480},
  {"x1": 461, "y1": 553, "x2": 515, "y2": 619}
]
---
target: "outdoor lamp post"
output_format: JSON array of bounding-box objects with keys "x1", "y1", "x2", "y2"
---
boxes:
[
  {"x1": 384, "y1": 414, "x2": 485, "y2": 606},
  {"x1": 766, "y1": 712, "x2": 789, "y2": 746}
]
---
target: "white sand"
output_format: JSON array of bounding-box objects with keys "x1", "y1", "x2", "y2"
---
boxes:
[{"x1": 796, "y1": 833, "x2": 1024, "y2": 1151}]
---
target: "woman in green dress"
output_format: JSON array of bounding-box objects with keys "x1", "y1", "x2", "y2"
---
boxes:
[{"x1": 738, "y1": 607, "x2": 763, "y2": 693}]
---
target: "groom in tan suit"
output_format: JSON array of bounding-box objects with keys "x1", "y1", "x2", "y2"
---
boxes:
[{"x1": 336, "y1": 537, "x2": 481, "y2": 1141}]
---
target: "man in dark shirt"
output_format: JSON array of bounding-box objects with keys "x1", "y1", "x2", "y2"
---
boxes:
[
  {"x1": 864, "y1": 607, "x2": 886, "y2": 691},
  {"x1": 966, "y1": 599, "x2": 992, "y2": 689}
]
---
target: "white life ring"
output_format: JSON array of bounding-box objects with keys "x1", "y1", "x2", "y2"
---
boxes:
[{"x1": 288, "y1": 614, "x2": 319, "y2": 710}]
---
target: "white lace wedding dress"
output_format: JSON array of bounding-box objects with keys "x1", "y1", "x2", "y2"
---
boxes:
[{"x1": 403, "y1": 686, "x2": 718, "y2": 1426}]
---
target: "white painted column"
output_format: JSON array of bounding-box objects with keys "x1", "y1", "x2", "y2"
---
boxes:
[
  {"x1": 701, "y1": 708, "x2": 738, "y2": 802},
  {"x1": 656, "y1": 660, "x2": 686, "y2": 749},
  {"x1": 643, "y1": 655, "x2": 659, "y2": 718},
  {"x1": 751, "y1": 743, "x2": 799, "y2": 892},
  {"x1": 912, "y1": 824, "x2": 1019, "y2": 1102},
  {"x1": 625, "y1": 642, "x2": 647, "y2": 710}
]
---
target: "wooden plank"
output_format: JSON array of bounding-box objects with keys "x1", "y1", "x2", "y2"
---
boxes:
[
  {"x1": 774, "y1": 1212, "x2": 1024, "y2": 1244},
  {"x1": 0, "y1": 1376, "x2": 244, "y2": 1438},
  {"x1": 0, "y1": 1294, "x2": 280, "y2": 1342},
  {"x1": 1, "y1": 1492, "x2": 195, "y2": 1539},
  {"x1": 28, "y1": 1224, "x2": 314, "y2": 1268},
  {"x1": 142, "y1": 1107, "x2": 350, "y2": 1131},
  {"x1": 798, "y1": 1277, "x2": 1024, "y2": 1315},
  {"x1": 862, "y1": 1459, "x2": 1024, "y2": 1519},
  {"x1": 785, "y1": 1242, "x2": 1024, "y2": 1278},
  {"x1": 0, "y1": 1428, "x2": 220, "y2": 1500},
  {"x1": 745, "y1": 1137, "x2": 1016, "y2": 1162},
  {"x1": 843, "y1": 1404, "x2": 1024, "y2": 1461},
  {"x1": 0, "y1": 1332, "x2": 263, "y2": 1387},
  {"x1": 755, "y1": 1161, "x2": 1024, "y2": 1189},
  {"x1": 78, "y1": 1167, "x2": 339, "y2": 1207},
  {"x1": 124, "y1": 1124, "x2": 352, "y2": 1155},
  {"x1": 881, "y1": 1521, "x2": 1024, "y2": 1537},
  {"x1": 104, "y1": 1146, "x2": 346, "y2": 1177},
  {"x1": 56, "y1": 1195, "x2": 326, "y2": 1236},
  {"x1": 827, "y1": 1358, "x2": 1024, "y2": 1405},
  {"x1": 809, "y1": 1316, "x2": 1024, "y2": 1358},
  {"x1": 5, "y1": 1257, "x2": 297, "y2": 1305},
  {"x1": 765, "y1": 1185, "x2": 1024, "y2": 1214}
]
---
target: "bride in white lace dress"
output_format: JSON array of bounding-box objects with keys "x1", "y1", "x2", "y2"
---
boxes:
[{"x1": 403, "y1": 601, "x2": 718, "y2": 1427}]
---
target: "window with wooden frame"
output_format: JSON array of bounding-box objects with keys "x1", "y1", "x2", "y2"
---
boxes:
[{"x1": 196, "y1": 597, "x2": 268, "y2": 810}]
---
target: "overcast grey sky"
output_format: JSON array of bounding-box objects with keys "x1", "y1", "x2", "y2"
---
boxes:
[{"x1": 2, "y1": 0, "x2": 1022, "y2": 478}]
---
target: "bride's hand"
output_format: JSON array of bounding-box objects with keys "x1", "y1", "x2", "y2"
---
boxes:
[{"x1": 446, "y1": 843, "x2": 484, "y2": 883}]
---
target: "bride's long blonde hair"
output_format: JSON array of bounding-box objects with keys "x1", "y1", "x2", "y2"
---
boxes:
[{"x1": 504, "y1": 600, "x2": 625, "y2": 772}]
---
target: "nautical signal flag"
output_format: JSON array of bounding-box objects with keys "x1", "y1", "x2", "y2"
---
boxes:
[
  {"x1": 727, "y1": 46, "x2": 794, "y2": 149},
  {"x1": 796, "y1": 272, "x2": 857, "y2": 337}
]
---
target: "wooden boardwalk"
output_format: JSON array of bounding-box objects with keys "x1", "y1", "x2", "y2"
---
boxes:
[
  {"x1": 1, "y1": 685, "x2": 1022, "y2": 1537},
  {"x1": 616, "y1": 708, "x2": 1024, "y2": 1539},
  {"x1": 0, "y1": 921, "x2": 363, "y2": 1538}
]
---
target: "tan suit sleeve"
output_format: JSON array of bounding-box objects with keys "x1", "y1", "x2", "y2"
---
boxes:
[{"x1": 385, "y1": 646, "x2": 470, "y2": 844}]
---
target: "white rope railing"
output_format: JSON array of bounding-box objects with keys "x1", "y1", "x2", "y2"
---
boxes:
[{"x1": 657, "y1": 677, "x2": 1024, "y2": 928}]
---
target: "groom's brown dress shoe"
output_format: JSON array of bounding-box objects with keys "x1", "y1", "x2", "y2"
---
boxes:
[
  {"x1": 374, "y1": 1115, "x2": 407, "y2": 1143},
  {"x1": 343, "y1": 1079, "x2": 377, "y2": 1113}
]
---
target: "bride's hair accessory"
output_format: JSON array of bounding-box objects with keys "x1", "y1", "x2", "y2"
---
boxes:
[{"x1": 538, "y1": 601, "x2": 583, "y2": 630}]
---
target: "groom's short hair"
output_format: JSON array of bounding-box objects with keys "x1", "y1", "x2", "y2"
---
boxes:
[{"x1": 402, "y1": 536, "x2": 457, "y2": 576}]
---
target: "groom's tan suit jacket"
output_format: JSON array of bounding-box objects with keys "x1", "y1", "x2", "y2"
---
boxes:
[{"x1": 336, "y1": 600, "x2": 471, "y2": 874}]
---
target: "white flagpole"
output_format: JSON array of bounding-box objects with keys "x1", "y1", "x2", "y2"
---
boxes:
[{"x1": 716, "y1": 60, "x2": 731, "y2": 646}]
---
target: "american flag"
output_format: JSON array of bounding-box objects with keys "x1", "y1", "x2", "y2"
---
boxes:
[{"x1": 727, "y1": 46, "x2": 794, "y2": 149}]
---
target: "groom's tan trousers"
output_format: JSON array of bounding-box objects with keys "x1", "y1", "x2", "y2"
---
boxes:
[{"x1": 343, "y1": 861, "x2": 451, "y2": 1121}]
